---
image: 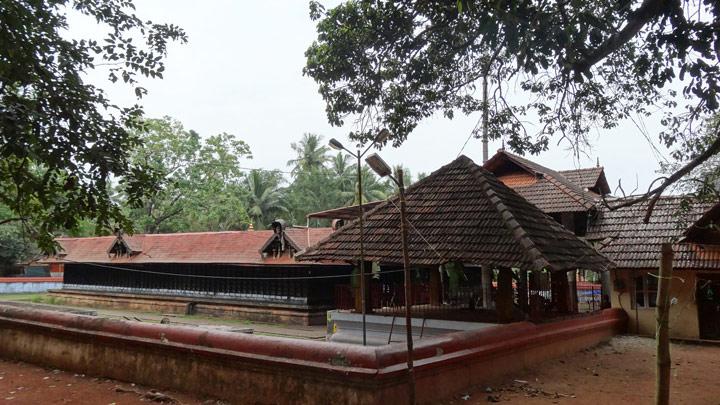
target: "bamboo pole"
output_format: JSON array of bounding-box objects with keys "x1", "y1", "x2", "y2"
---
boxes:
[{"x1": 656, "y1": 243, "x2": 673, "y2": 405}]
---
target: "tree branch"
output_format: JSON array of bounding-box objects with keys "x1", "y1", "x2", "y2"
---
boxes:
[
  {"x1": 607, "y1": 122, "x2": 720, "y2": 222},
  {"x1": 0, "y1": 217, "x2": 26, "y2": 226},
  {"x1": 572, "y1": 0, "x2": 667, "y2": 73}
]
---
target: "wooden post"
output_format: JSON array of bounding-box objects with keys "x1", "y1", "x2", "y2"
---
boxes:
[
  {"x1": 481, "y1": 267, "x2": 493, "y2": 308},
  {"x1": 518, "y1": 269, "x2": 529, "y2": 314},
  {"x1": 551, "y1": 271, "x2": 571, "y2": 313},
  {"x1": 429, "y1": 267, "x2": 441, "y2": 306},
  {"x1": 496, "y1": 268, "x2": 514, "y2": 323},
  {"x1": 656, "y1": 243, "x2": 673, "y2": 405},
  {"x1": 568, "y1": 270, "x2": 578, "y2": 312}
]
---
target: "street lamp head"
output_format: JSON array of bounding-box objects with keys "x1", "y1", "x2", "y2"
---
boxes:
[
  {"x1": 365, "y1": 153, "x2": 393, "y2": 178},
  {"x1": 375, "y1": 128, "x2": 391, "y2": 144},
  {"x1": 328, "y1": 138, "x2": 345, "y2": 151}
]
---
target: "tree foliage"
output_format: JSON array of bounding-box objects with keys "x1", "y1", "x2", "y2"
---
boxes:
[
  {"x1": 0, "y1": 0, "x2": 186, "y2": 251},
  {"x1": 122, "y1": 117, "x2": 252, "y2": 233},
  {"x1": 245, "y1": 169, "x2": 287, "y2": 230},
  {"x1": 287, "y1": 133, "x2": 331, "y2": 175},
  {"x1": 304, "y1": 0, "x2": 720, "y2": 209},
  {"x1": 0, "y1": 205, "x2": 37, "y2": 273}
]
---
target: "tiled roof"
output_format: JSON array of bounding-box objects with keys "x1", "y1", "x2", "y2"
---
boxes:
[
  {"x1": 682, "y1": 202, "x2": 720, "y2": 244},
  {"x1": 42, "y1": 228, "x2": 335, "y2": 265},
  {"x1": 297, "y1": 155, "x2": 612, "y2": 272},
  {"x1": 307, "y1": 201, "x2": 384, "y2": 220},
  {"x1": 484, "y1": 151, "x2": 599, "y2": 213},
  {"x1": 559, "y1": 167, "x2": 609, "y2": 194},
  {"x1": 586, "y1": 197, "x2": 719, "y2": 270}
]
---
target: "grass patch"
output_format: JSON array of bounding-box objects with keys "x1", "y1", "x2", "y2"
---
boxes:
[
  {"x1": 0, "y1": 293, "x2": 63, "y2": 306},
  {"x1": 0, "y1": 293, "x2": 48, "y2": 302}
]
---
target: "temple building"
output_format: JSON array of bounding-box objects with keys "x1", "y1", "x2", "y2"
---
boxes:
[
  {"x1": 298, "y1": 155, "x2": 612, "y2": 327},
  {"x1": 42, "y1": 222, "x2": 351, "y2": 325}
]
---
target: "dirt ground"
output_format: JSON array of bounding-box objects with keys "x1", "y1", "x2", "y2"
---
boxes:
[
  {"x1": 444, "y1": 335, "x2": 720, "y2": 405},
  {"x1": 0, "y1": 358, "x2": 217, "y2": 404},
  {"x1": 0, "y1": 336, "x2": 717, "y2": 404}
]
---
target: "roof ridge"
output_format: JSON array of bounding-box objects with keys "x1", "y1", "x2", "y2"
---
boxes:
[
  {"x1": 463, "y1": 160, "x2": 551, "y2": 270},
  {"x1": 559, "y1": 167, "x2": 604, "y2": 173},
  {"x1": 500, "y1": 151, "x2": 597, "y2": 209}
]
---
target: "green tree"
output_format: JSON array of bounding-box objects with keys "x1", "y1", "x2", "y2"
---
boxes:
[
  {"x1": 286, "y1": 168, "x2": 344, "y2": 225},
  {"x1": 245, "y1": 170, "x2": 288, "y2": 230},
  {"x1": 343, "y1": 166, "x2": 390, "y2": 205},
  {"x1": 304, "y1": 0, "x2": 720, "y2": 211},
  {"x1": 0, "y1": 0, "x2": 186, "y2": 251},
  {"x1": 330, "y1": 152, "x2": 355, "y2": 195},
  {"x1": 123, "y1": 117, "x2": 252, "y2": 233},
  {"x1": 666, "y1": 114, "x2": 720, "y2": 199},
  {"x1": 0, "y1": 205, "x2": 37, "y2": 273},
  {"x1": 287, "y1": 133, "x2": 331, "y2": 175}
]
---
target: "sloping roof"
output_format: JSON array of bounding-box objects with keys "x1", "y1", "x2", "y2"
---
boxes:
[
  {"x1": 285, "y1": 227, "x2": 336, "y2": 251},
  {"x1": 683, "y1": 202, "x2": 720, "y2": 244},
  {"x1": 43, "y1": 228, "x2": 335, "y2": 266},
  {"x1": 297, "y1": 155, "x2": 612, "y2": 272},
  {"x1": 586, "y1": 197, "x2": 719, "y2": 270},
  {"x1": 559, "y1": 167, "x2": 611, "y2": 195},
  {"x1": 484, "y1": 151, "x2": 600, "y2": 213},
  {"x1": 307, "y1": 201, "x2": 384, "y2": 220}
]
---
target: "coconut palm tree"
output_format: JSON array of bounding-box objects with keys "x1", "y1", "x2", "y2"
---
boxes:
[
  {"x1": 330, "y1": 152, "x2": 354, "y2": 194},
  {"x1": 342, "y1": 166, "x2": 391, "y2": 205},
  {"x1": 287, "y1": 133, "x2": 330, "y2": 175},
  {"x1": 245, "y1": 170, "x2": 288, "y2": 229}
]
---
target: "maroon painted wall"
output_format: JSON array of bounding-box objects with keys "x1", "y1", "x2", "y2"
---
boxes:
[{"x1": 0, "y1": 305, "x2": 626, "y2": 404}]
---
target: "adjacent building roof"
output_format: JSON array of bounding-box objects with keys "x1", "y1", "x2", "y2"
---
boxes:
[
  {"x1": 297, "y1": 155, "x2": 612, "y2": 272},
  {"x1": 559, "y1": 167, "x2": 611, "y2": 195},
  {"x1": 42, "y1": 228, "x2": 335, "y2": 266},
  {"x1": 586, "y1": 197, "x2": 719, "y2": 270},
  {"x1": 307, "y1": 201, "x2": 384, "y2": 220},
  {"x1": 682, "y1": 202, "x2": 720, "y2": 245},
  {"x1": 484, "y1": 151, "x2": 602, "y2": 213}
]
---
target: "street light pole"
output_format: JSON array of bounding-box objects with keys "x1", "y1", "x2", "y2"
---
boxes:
[
  {"x1": 329, "y1": 130, "x2": 389, "y2": 347},
  {"x1": 356, "y1": 148, "x2": 367, "y2": 347},
  {"x1": 365, "y1": 154, "x2": 415, "y2": 405},
  {"x1": 397, "y1": 168, "x2": 416, "y2": 405}
]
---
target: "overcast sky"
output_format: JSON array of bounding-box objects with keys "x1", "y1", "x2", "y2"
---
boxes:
[{"x1": 70, "y1": 1, "x2": 672, "y2": 193}]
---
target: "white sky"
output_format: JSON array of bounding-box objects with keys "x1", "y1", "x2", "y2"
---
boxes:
[{"x1": 70, "y1": 1, "x2": 672, "y2": 194}]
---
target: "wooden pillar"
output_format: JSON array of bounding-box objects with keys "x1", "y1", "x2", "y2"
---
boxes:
[
  {"x1": 656, "y1": 243, "x2": 673, "y2": 405},
  {"x1": 353, "y1": 268, "x2": 362, "y2": 313},
  {"x1": 481, "y1": 267, "x2": 493, "y2": 309},
  {"x1": 353, "y1": 263, "x2": 373, "y2": 313},
  {"x1": 429, "y1": 267, "x2": 442, "y2": 306},
  {"x1": 518, "y1": 269, "x2": 529, "y2": 314},
  {"x1": 551, "y1": 271, "x2": 571, "y2": 313},
  {"x1": 496, "y1": 268, "x2": 514, "y2": 323},
  {"x1": 568, "y1": 270, "x2": 578, "y2": 312}
]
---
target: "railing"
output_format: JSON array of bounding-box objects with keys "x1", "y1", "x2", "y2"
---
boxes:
[
  {"x1": 334, "y1": 268, "x2": 607, "y2": 322},
  {"x1": 64, "y1": 263, "x2": 352, "y2": 307},
  {"x1": 577, "y1": 271, "x2": 603, "y2": 313}
]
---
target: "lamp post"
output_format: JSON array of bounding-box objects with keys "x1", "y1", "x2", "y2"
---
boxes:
[
  {"x1": 328, "y1": 129, "x2": 389, "y2": 346},
  {"x1": 365, "y1": 152, "x2": 415, "y2": 405}
]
